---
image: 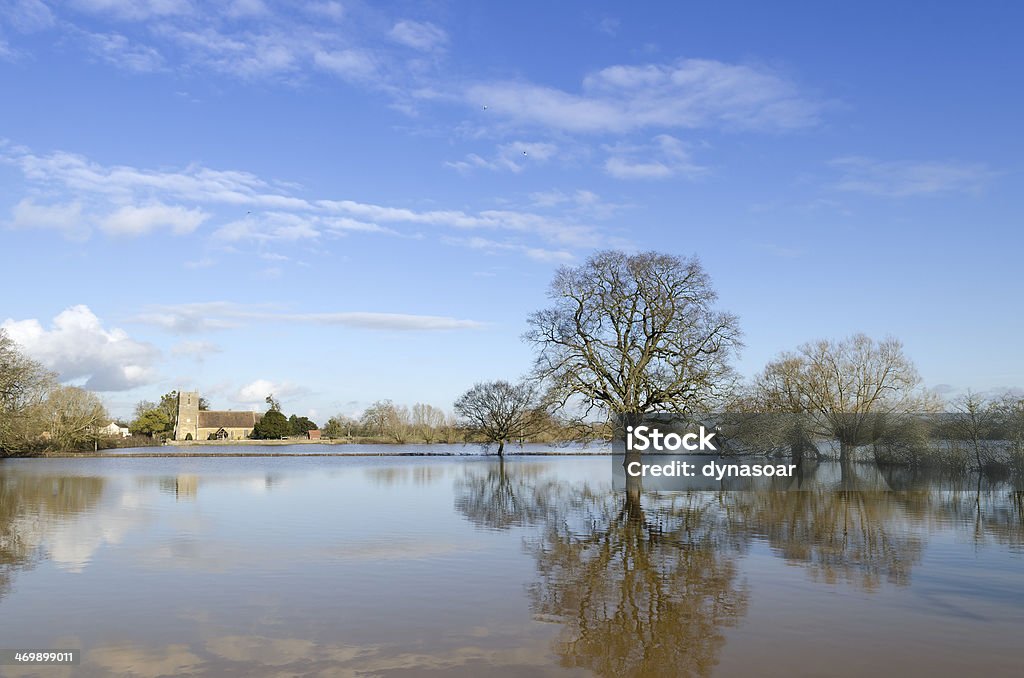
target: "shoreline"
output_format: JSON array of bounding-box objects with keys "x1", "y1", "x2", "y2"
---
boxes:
[{"x1": 22, "y1": 450, "x2": 616, "y2": 459}]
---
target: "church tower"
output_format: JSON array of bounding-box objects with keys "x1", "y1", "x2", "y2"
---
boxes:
[{"x1": 175, "y1": 391, "x2": 200, "y2": 441}]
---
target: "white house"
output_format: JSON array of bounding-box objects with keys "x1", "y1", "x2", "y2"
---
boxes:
[{"x1": 100, "y1": 421, "x2": 131, "y2": 438}]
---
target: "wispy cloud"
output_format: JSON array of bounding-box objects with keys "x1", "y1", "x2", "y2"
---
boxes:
[
  {"x1": 603, "y1": 134, "x2": 706, "y2": 180},
  {"x1": 444, "y1": 235, "x2": 575, "y2": 263},
  {"x1": 133, "y1": 302, "x2": 486, "y2": 333},
  {"x1": 2, "y1": 143, "x2": 608, "y2": 255},
  {"x1": 171, "y1": 339, "x2": 222, "y2": 359},
  {"x1": 466, "y1": 58, "x2": 822, "y2": 135},
  {"x1": 84, "y1": 31, "x2": 165, "y2": 72},
  {"x1": 389, "y1": 19, "x2": 447, "y2": 52},
  {"x1": 8, "y1": 198, "x2": 87, "y2": 238},
  {"x1": 68, "y1": 0, "x2": 193, "y2": 21},
  {"x1": 595, "y1": 17, "x2": 620, "y2": 37},
  {"x1": 829, "y1": 156, "x2": 996, "y2": 197},
  {"x1": 101, "y1": 203, "x2": 208, "y2": 235},
  {"x1": 445, "y1": 140, "x2": 559, "y2": 174}
]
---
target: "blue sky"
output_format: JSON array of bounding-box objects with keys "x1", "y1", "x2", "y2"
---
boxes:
[{"x1": 1, "y1": 0, "x2": 1021, "y2": 421}]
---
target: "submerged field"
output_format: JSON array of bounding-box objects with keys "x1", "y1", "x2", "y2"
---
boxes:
[{"x1": 1, "y1": 454, "x2": 1022, "y2": 677}]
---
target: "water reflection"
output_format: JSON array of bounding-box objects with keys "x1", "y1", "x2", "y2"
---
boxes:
[
  {"x1": 0, "y1": 457, "x2": 1022, "y2": 677},
  {"x1": 454, "y1": 459, "x2": 557, "y2": 530},
  {"x1": 736, "y1": 490, "x2": 926, "y2": 588},
  {"x1": 526, "y1": 480, "x2": 749, "y2": 678},
  {"x1": 0, "y1": 472, "x2": 105, "y2": 598},
  {"x1": 455, "y1": 459, "x2": 1024, "y2": 677}
]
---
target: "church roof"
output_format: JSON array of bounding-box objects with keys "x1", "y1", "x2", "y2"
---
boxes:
[{"x1": 198, "y1": 411, "x2": 260, "y2": 429}]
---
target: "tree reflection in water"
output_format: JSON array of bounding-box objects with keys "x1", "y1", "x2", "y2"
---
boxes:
[
  {"x1": 453, "y1": 459, "x2": 558, "y2": 530},
  {"x1": 0, "y1": 471, "x2": 105, "y2": 599},
  {"x1": 456, "y1": 462, "x2": 749, "y2": 678},
  {"x1": 526, "y1": 476, "x2": 749, "y2": 678},
  {"x1": 736, "y1": 489, "x2": 927, "y2": 589},
  {"x1": 454, "y1": 459, "x2": 1024, "y2": 677}
]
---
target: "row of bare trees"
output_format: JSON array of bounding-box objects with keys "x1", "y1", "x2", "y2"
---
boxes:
[
  {"x1": 322, "y1": 400, "x2": 461, "y2": 444},
  {"x1": 513, "y1": 250, "x2": 1022, "y2": 469},
  {"x1": 0, "y1": 329, "x2": 110, "y2": 456}
]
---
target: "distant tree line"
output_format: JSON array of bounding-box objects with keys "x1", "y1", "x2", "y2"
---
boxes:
[
  {"x1": 3, "y1": 249, "x2": 1022, "y2": 468},
  {"x1": 1, "y1": 329, "x2": 117, "y2": 456}
]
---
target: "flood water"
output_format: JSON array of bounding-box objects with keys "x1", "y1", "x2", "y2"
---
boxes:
[{"x1": 1, "y1": 453, "x2": 1022, "y2": 677}]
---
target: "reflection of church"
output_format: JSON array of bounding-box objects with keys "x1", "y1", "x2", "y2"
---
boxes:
[
  {"x1": 158, "y1": 475, "x2": 199, "y2": 500},
  {"x1": 173, "y1": 391, "x2": 262, "y2": 441}
]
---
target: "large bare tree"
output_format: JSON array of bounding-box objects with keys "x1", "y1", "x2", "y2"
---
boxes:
[
  {"x1": 524, "y1": 251, "x2": 741, "y2": 424},
  {"x1": 758, "y1": 334, "x2": 932, "y2": 463}
]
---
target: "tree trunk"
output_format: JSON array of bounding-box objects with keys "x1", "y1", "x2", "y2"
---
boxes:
[
  {"x1": 497, "y1": 439, "x2": 505, "y2": 456},
  {"x1": 624, "y1": 473, "x2": 644, "y2": 524},
  {"x1": 790, "y1": 440, "x2": 804, "y2": 466},
  {"x1": 839, "y1": 440, "x2": 853, "y2": 464}
]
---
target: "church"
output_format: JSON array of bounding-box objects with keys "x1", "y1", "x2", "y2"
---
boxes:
[{"x1": 173, "y1": 391, "x2": 262, "y2": 441}]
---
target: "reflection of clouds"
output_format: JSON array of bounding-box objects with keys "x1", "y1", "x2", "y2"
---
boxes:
[
  {"x1": 86, "y1": 644, "x2": 203, "y2": 678},
  {"x1": 134, "y1": 537, "x2": 472, "y2": 573},
  {"x1": 81, "y1": 634, "x2": 559, "y2": 677},
  {"x1": 10, "y1": 484, "x2": 151, "y2": 574},
  {"x1": 205, "y1": 636, "x2": 319, "y2": 666}
]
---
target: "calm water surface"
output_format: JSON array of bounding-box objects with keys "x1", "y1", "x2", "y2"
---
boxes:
[{"x1": 1, "y1": 453, "x2": 1022, "y2": 677}]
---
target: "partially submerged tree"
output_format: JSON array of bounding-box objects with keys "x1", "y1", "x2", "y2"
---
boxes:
[
  {"x1": 947, "y1": 391, "x2": 1002, "y2": 470},
  {"x1": 454, "y1": 380, "x2": 547, "y2": 456},
  {"x1": 758, "y1": 334, "x2": 932, "y2": 464},
  {"x1": 524, "y1": 250, "x2": 741, "y2": 429}
]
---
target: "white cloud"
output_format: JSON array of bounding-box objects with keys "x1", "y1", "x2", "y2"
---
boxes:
[
  {"x1": 446, "y1": 236, "x2": 574, "y2": 263},
  {"x1": 3, "y1": 143, "x2": 609, "y2": 254},
  {"x1": 466, "y1": 58, "x2": 820, "y2": 134},
  {"x1": 8, "y1": 198, "x2": 88, "y2": 237},
  {"x1": 530, "y1": 189, "x2": 599, "y2": 208},
  {"x1": 2, "y1": 305, "x2": 160, "y2": 391},
  {"x1": 160, "y1": 25, "x2": 303, "y2": 79},
  {"x1": 101, "y1": 203, "x2": 208, "y2": 235},
  {"x1": 170, "y1": 339, "x2": 221, "y2": 358},
  {"x1": 133, "y1": 302, "x2": 486, "y2": 333},
  {"x1": 234, "y1": 379, "x2": 306, "y2": 405},
  {"x1": 445, "y1": 141, "x2": 558, "y2": 174},
  {"x1": 829, "y1": 156, "x2": 996, "y2": 197},
  {"x1": 6, "y1": 0, "x2": 56, "y2": 31},
  {"x1": 304, "y1": 2, "x2": 344, "y2": 21},
  {"x1": 604, "y1": 135, "x2": 706, "y2": 180},
  {"x1": 85, "y1": 31, "x2": 165, "y2": 72},
  {"x1": 389, "y1": 20, "x2": 447, "y2": 51},
  {"x1": 596, "y1": 17, "x2": 620, "y2": 37},
  {"x1": 223, "y1": 0, "x2": 267, "y2": 19},
  {"x1": 69, "y1": 0, "x2": 193, "y2": 21},
  {"x1": 313, "y1": 48, "x2": 378, "y2": 82},
  {"x1": 5, "y1": 147, "x2": 312, "y2": 209}
]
